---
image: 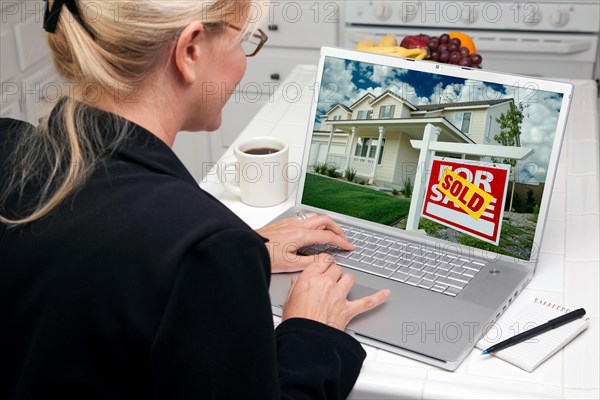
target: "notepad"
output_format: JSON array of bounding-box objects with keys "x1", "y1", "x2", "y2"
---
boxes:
[{"x1": 476, "y1": 298, "x2": 589, "y2": 372}]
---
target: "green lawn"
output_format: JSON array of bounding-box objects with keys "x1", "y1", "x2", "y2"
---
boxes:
[
  {"x1": 303, "y1": 174, "x2": 534, "y2": 261},
  {"x1": 302, "y1": 173, "x2": 410, "y2": 226}
]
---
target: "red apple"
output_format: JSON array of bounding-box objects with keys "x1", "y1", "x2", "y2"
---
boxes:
[{"x1": 400, "y1": 33, "x2": 430, "y2": 49}]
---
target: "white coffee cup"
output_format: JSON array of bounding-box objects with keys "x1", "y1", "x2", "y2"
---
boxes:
[{"x1": 222, "y1": 136, "x2": 289, "y2": 207}]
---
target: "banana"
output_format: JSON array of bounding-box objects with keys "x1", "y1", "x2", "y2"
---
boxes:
[
  {"x1": 355, "y1": 39, "x2": 376, "y2": 51},
  {"x1": 355, "y1": 44, "x2": 429, "y2": 60}
]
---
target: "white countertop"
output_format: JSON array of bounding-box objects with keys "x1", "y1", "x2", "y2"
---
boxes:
[{"x1": 200, "y1": 65, "x2": 600, "y2": 399}]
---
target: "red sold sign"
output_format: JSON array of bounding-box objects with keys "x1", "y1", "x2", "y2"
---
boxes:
[{"x1": 421, "y1": 158, "x2": 510, "y2": 245}]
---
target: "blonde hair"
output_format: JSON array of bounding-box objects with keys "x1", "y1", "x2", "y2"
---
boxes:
[{"x1": 0, "y1": 0, "x2": 265, "y2": 226}]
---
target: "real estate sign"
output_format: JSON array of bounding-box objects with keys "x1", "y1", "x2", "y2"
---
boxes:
[{"x1": 421, "y1": 158, "x2": 511, "y2": 245}]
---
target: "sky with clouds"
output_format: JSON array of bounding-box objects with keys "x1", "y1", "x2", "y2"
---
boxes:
[{"x1": 316, "y1": 56, "x2": 565, "y2": 185}]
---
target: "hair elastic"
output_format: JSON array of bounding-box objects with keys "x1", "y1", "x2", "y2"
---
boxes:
[{"x1": 43, "y1": 0, "x2": 95, "y2": 38}]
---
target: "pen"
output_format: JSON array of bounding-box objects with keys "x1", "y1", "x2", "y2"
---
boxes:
[{"x1": 482, "y1": 308, "x2": 586, "y2": 355}]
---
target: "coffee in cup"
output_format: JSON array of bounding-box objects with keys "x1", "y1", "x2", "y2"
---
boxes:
[
  {"x1": 243, "y1": 147, "x2": 280, "y2": 155},
  {"x1": 222, "y1": 136, "x2": 289, "y2": 207}
]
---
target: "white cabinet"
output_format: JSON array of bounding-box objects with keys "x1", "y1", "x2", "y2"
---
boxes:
[
  {"x1": 174, "y1": 1, "x2": 341, "y2": 182},
  {"x1": 1, "y1": 1, "x2": 57, "y2": 123},
  {"x1": 0, "y1": 1, "x2": 341, "y2": 182}
]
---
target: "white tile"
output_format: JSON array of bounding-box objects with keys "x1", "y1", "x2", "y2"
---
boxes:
[
  {"x1": 557, "y1": 135, "x2": 568, "y2": 167},
  {"x1": 238, "y1": 117, "x2": 277, "y2": 139},
  {"x1": 553, "y1": 164, "x2": 567, "y2": 191},
  {"x1": 539, "y1": 219, "x2": 566, "y2": 256},
  {"x1": 351, "y1": 362, "x2": 427, "y2": 399},
  {"x1": 252, "y1": 69, "x2": 316, "y2": 122},
  {"x1": 374, "y1": 347, "x2": 443, "y2": 370},
  {"x1": 546, "y1": 187, "x2": 566, "y2": 221},
  {"x1": 566, "y1": 175, "x2": 600, "y2": 215},
  {"x1": 565, "y1": 112, "x2": 600, "y2": 142},
  {"x1": 254, "y1": 95, "x2": 293, "y2": 122},
  {"x1": 225, "y1": 197, "x2": 295, "y2": 229},
  {"x1": 563, "y1": 318, "x2": 599, "y2": 389},
  {"x1": 565, "y1": 214, "x2": 600, "y2": 262},
  {"x1": 564, "y1": 388, "x2": 600, "y2": 399},
  {"x1": 199, "y1": 180, "x2": 226, "y2": 200},
  {"x1": 424, "y1": 369, "x2": 564, "y2": 399},
  {"x1": 361, "y1": 343, "x2": 379, "y2": 361},
  {"x1": 570, "y1": 81, "x2": 599, "y2": 114},
  {"x1": 288, "y1": 144, "x2": 305, "y2": 165},
  {"x1": 270, "y1": 122, "x2": 311, "y2": 147},
  {"x1": 280, "y1": 102, "x2": 313, "y2": 125},
  {"x1": 566, "y1": 140, "x2": 600, "y2": 176},
  {"x1": 529, "y1": 252, "x2": 564, "y2": 293},
  {"x1": 286, "y1": 146, "x2": 305, "y2": 198},
  {"x1": 199, "y1": 164, "x2": 221, "y2": 184},
  {"x1": 564, "y1": 262, "x2": 600, "y2": 318}
]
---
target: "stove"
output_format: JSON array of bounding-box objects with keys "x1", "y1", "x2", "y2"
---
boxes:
[{"x1": 342, "y1": 0, "x2": 600, "y2": 80}]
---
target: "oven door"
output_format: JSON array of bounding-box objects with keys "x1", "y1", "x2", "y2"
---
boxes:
[{"x1": 345, "y1": 26, "x2": 598, "y2": 79}]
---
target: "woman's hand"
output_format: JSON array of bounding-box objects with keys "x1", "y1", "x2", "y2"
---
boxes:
[
  {"x1": 282, "y1": 261, "x2": 390, "y2": 331},
  {"x1": 256, "y1": 213, "x2": 355, "y2": 273}
]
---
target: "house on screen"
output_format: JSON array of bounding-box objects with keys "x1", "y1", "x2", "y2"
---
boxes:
[{"x1": 309, "y1": 90, "x2": 514, "y2": 186}]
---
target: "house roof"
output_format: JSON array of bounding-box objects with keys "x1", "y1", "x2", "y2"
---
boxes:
[
  {"x1": 414, "y1": 98, "x2": 513, "y2": 112},
  {"x1": 326, "y1": 93, "x2": 513, "y2": 116},
  {"x1": 348, "y1": 93, "x2": 376, "y2": 109},
  {"x1": 325, "y1": 117, "x2": 474, "y2": 145},
  {"x1": 325, "y1": 103, "x2": 352, "y2": 115},
  {"x1": 369, "y1": 90, "x2": 417, "y2": 110}
]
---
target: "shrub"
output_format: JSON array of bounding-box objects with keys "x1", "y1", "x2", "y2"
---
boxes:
[
  {"x1": 531, "y1": 204, "x2": 540, "y2": 222},
  {"x1": 313, "y1": 162, "x2": 328, "y2": 174},
  {"x1": 526, "y1": 189, "x2": 536, "y2": 213},
  {"x1": 418, "y1": 218, "x2": 440, "y2": 235},
  {"x1": 345, "y1": 167, "x2": 357, "y2": 182},
  {"x1": 391, "y1": 188, "x2": 399, "y2": 196},
  {"x1": 326, "y1": 164, "x2": 338, "y2": 178},
  {"x1": 400, "y1": 177, "x2": 413, "y2": 198}
]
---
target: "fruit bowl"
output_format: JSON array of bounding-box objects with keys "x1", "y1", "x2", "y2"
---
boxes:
[{"x1": 355, "y1": 32, "x2": 483, "y2": 68}]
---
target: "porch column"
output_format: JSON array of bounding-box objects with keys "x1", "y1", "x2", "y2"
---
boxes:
[
  {"x1": 369, "y1": 126, "x2": 385, "y2": 183},
  {"x1": 325, "y1": 125, "x2": 334, "y2": 165},
  {"x1": 406, "y1": 123, "x2": 440, "y2": 232},
  {"x1": 343, "y1": 126, "x2": 356, "y2": 173}
]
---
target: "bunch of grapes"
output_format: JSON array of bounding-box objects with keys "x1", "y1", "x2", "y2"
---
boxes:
[{"x1": 427, "y1": 34, "x2": 482, "y2": 68}]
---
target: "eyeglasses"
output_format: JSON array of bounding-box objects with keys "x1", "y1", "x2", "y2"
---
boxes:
[{"x1": 214, "y1": 22, "x2": 268, "y2": 57}]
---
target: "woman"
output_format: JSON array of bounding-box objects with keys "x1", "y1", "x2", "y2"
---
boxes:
[{"x1": 0, "y1": 1, "x2": 389, "y2": 399}]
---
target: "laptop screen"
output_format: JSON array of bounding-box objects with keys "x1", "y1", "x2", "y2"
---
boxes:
[{"x1": 300, "y1": 51, "x2": 571, "y2": 262}]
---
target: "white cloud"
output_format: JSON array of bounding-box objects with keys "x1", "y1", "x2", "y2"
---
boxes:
[
  {"x1": 318, "y1": 58, "x2": 357, "y2": 114},
  {"x1": 370, "y1": 65, "x2": 397, "y2": 84},
  {"x1": 316, "y1": 59, "x2": 563, "y2": 185}
]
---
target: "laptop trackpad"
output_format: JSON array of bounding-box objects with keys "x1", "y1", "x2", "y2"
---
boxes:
[{"x1": 348, "y1": 283, "x2": 379, "y2": 301}]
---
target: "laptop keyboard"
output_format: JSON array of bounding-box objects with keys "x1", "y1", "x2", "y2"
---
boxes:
[{"x1": 299, "y1": 223, "x2": 485, "y2": 297}]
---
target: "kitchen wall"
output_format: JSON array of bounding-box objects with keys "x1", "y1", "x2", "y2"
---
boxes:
[{"x1": 1, "y1": 1, "x2": 342, "y2": 183}]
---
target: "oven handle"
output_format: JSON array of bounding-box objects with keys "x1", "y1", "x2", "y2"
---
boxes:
[
  {"x1": 347, "y1": 32, "x2": 593, "y2": 55},
  {"x1": 476, "y1": 39, "x2": 592, "y2": 55}
]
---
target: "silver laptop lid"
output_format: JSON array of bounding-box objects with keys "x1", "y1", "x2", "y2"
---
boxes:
[{"x1": 296, "y1": 47, "x2": 573, "y2": 266}]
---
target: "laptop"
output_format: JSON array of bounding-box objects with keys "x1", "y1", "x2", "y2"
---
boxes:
[{"x1": 268, "y1": 46, "x2": 573, "y2": 371}]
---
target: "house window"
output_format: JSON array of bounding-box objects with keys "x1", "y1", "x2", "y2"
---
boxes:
[
  {"x1": 354, "y1": 137, "x2": 386, "y2": 165},
  {"x1": 454, "y1": 112, "x2": 472, "y2": 134},
  {"x1": 486, "y1": 115, "x2": 492, "y2": 139},
  {"x1": 355, "y1": 137, "x2": 370, "y2": 157},
  {"x1": 356, "y1": 110, "x2": 372, "y2": 120},
  {"x1": 378, "y1": 105, "x2": 395, "y2": 119}
]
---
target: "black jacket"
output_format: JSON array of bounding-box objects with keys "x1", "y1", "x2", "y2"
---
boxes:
[{"x1": 0, "y1": 111, "x2": 365, "y2": 400}]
